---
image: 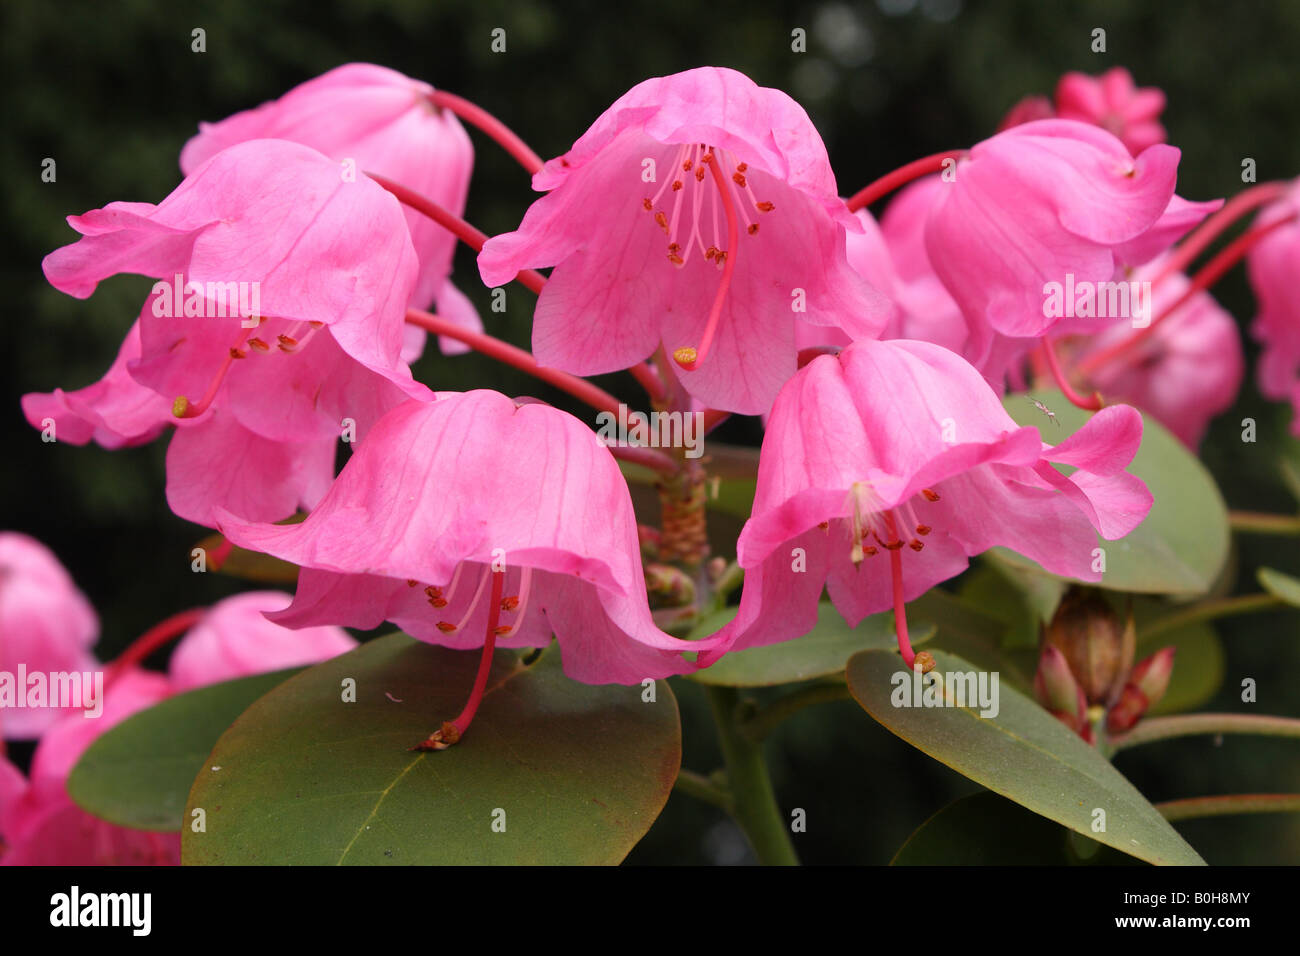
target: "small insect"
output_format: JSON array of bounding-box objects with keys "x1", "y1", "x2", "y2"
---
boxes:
[{"x1": 1027, "y1": 396, "x2": 1061, "y2": 427}]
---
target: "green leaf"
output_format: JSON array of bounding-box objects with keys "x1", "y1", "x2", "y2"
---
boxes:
[
  {"x1": 846, "y1": 647, "x2": 1205, "y2": 865},
  {"x1": 997, "y1": 389, "x2": 1229, "y2": 596},
  {"x1": 67, "y1": 669, "x2": 301, "y2": 831},
  {"x1": 1258, "y1": 567, "x2": 1300, "y2": 607},
  {"x1": 908, "y1": 589, "x2": 1035, "y2": 694},
  {"x1": 892, "y1": 791, "x2": 1141, "y2": 865},
  {"x1": 182, "y1": 635, "x2": 680, "y2": 865},
  {"x1": 689, "y1": 602, "x2": 933, "y2": 687}
]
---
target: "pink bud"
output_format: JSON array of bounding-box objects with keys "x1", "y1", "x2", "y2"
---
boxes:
[
  {"x1": 1131, "y1": 647, "x2": 1177, "y2": 708},
  {"x1": 1035, "y1": 643, "x2": 1087, "y2": 728}
]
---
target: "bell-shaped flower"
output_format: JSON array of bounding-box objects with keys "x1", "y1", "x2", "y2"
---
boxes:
[
  {"x1": 168, "y1": 590, "x2": 357, "y2": 691},
  {"x1": 1055, "y1": 67, "x2": 1167, "y2": 156},
  {"x1": 478, "y1": 66, "x2": 893, "y2": 416},
  {"x1": 924, "y1": 120, "x2": 1194, "y2": 361},
  {"x1": 0, "y1": 533, "x2": 101, "y2": 740},
  {"x1": 32, "y1": 140, "x2": 436, "y2": 525},
  {"x1": 704, "y1": 339, "x2": 1152, "y2": 666},
  {"x1": 180, "y1": 63, "x2": 479, "y2": 352},
  {"x1": 218, "y1": 391, "x2": 717, "y2": 690}
]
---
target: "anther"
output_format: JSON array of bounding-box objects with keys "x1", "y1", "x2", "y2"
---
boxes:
[
  {"x1": 672, "y1": 180, "x2": 683, "y2": 191},
  {"x1": 655, "y1": 211, "x2": 669, "y2": 234},
  {"x1": 736, "y1": 162, "x2": 748, "y2": 173},
  {"x1": 922, "y1": 488, "x2": 941, "y2": 502},
  {"x1": 407, "y1": 579, "x2": 418, "y2": 587},
  {"x1": 733, "y1": 172, "x2": 747, "y2": 188},
  {"x1": 248, "y1": 337, "x2": 270, "y2": 353},
  {"x1": 436, "y1": 621, "x2": 457, "y2": 633},
  {"x1": 229, "y1": 347, "x2": 246, "y2": 359},
  {"x1": 748, "y1": 223, "x2": 759, "y2": 235},
  {"x1": 756, "y1": 201, "x2": 775, "y2": 213},
  {"x1": 916, "y1": 524, "x2": 931, "y2": 536},
  {"x1": 643, "y1": 198, "x2": 653, "y2": 211},
  {"x1": 908, "y1": 539, "x2": 924, "y2": 552},
  {"x1": 501, "y1": 596, "x2": 520, "y2": 611}
]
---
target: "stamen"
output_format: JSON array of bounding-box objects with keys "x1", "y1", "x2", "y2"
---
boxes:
[
  {"x1": 172, "y1": 325, "x2": 254, "y2": 419},
  {"x1": 496, "y1": 567, "x2": 533, "y2": 638},
  {"x1": 674, "y1": 149, "x2": 740, "y2": 372},
  {"x1": 448, "y1": 565, "x2": 495, "y2": 634},
  {"x1": 413, "y1": 570, "x2": 506, "y2": 751}
]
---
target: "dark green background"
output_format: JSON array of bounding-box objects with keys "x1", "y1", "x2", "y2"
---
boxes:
[{"x1": 2, "y1": 0, "x2": 1298, "y2": 864}]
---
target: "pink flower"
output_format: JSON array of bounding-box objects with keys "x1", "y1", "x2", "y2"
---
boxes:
[
  {"x1": 0, "y1": 669, "x2": 180, "y2": 866},
  {"x1": 0, "y1": 533, "x2": 100, "y2": 740},
  {"x1": 1247, "y1": 182, "x2": 1300, "y2": 433},
  {"x1": 924, "y1": 121, "x2": 1190, "y2": 356},
  {"x1": 1071, "y1": 262, "x2": 1243, "y2": 448},
  {"x1": 180, "y1": 63, "x2": 479, "y2": 354},
  {"x1": 168, "y1": 591, "x2": 357, "y2": 692},
  {"x1": 31, "y1": 140, "x2": 437, "y2": 525},
  {"x1": 861, "y1": 182, "x2": 968, "y2": 356},
  {"x1": 1055, "y1": 67, "x2": 1167, "y2": 156},
  {"x1": 218, "y1": 391, "x2": 716, "y2": 684},
  {"x1": 704, "y1": 339, "x2": 1151, "y2": 661},
  {"x1": 997, "y1": 94, "x2": 1055, "y2": 132},
  {"x1": 478, "y1": 67, "x2": 893, "y2": 415}
]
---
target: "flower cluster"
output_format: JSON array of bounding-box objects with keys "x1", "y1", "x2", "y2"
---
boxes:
[{"x1": 18, "y1": 61, "x2": 1287, "y2": 774}]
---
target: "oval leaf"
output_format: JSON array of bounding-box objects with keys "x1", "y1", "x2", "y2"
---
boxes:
[
  {"x1": 183, "y1": 635, "x2": 680, "y2": 865},
  {"x1": 689, "y1": 602, "x2": 933, "y2": 687},
  {"x1": 67, "y1": 668, "x2": 301, "y2": 831},
  {"x1": 998, "y1": 389, "x2": 1229, "y2": 596},
  {"x1": 846, "y1": 646, "x2": 1205, "y2": 865},
  {"x1": 892, "y1": 791, "x2": 1140, "y2": 865}
]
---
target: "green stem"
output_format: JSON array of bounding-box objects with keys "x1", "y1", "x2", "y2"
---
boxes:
[
  {"x1": 705, "y1": 685, "x2": 799, "y2": 865},
  {"x1": 673, "y1": 768, "x2": 735, "y2": 813},
  {"x1": 1228, "y1": 509, "x2": 1300, "y2": 536},
  {"x1": 709, "y1": 561, "x2": 744, "y2": 611},
  {"x1": 1156, "y1": 793, "x2": 1300, "y2": 822},
  {"x1": 1112, "y1": 713, "x2": 1300, "y2": 751},
  {"x1": 1140, "y1": 593, "x2": 1283, "y2": 642},
  {"x1": 738, "y1": 681, "x2": 851, "y2": 742}
]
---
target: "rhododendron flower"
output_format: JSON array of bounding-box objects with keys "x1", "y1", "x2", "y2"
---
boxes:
[
  {"x1": 1071, "y1": 262, "x2": 1243, "y2": 448},
  {"x1": 1247, "y1": 181, "x2": 1300, "y2": 433},
  {"x1": 218, "y1": 391, "x2": 718, "y2": 686},
  {"x1": 0, "y1": 669, "x2": 180, "y2": 866},
  {"x1": 168, "y1": 591, "x2": 357, "y2": 691},
  {"x1": 704, "y1": 339, "x2": 1151, "y2": 664},
  {"x1": 0, "y1": 533, "x2": 100, "y2": 740},
  {"x1": 1055, "y1": 67, "x2": 1167, "y2": 156},
  {"x1": 924, "y1": 120, "x2": 1199, "y2": 359},
  {"x1": 181, "y1": 63, "x2": 479, "y2": 353},
  {"x1": 30, "y1": 140, "x2": 438, "y2": 525},
  {"x1": 479, "y1": 67, "x2": 893, "y2": 415}
]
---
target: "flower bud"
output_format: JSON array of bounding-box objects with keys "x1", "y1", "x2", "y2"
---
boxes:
[
  {"x1": 1130, "y1": 646, "x2": 1176, "y2": 708},
  {"x1": 1034, "y1": 643, "x2": 1088, "y2": 734},
  {"x1": 1043, "y1": 587, "x2": 1135, "y2": 706},
  {"x1": 644, "y1": 563, "x2": 696, "y2": 608}
]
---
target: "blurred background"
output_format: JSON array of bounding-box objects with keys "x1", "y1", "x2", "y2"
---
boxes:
[{"x1": 2, "y1": 0, "x2": 1298, "y2": 864}]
